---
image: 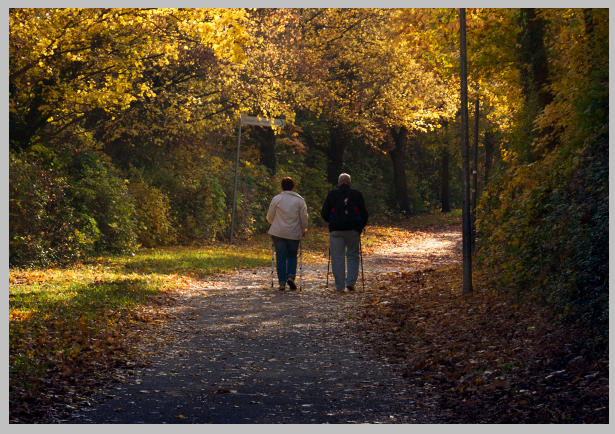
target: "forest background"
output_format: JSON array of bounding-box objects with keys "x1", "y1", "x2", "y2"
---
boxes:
[{"x1": 9, "y1": 8, "x2": 608, "y2": 346}]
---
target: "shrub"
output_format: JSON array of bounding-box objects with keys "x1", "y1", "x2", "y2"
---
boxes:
[
  {"x1": 67, "y1": 150, "x2": 138, "y2": 254},
  {"x1": 9, "y1": 148, "x2": 100, "y2": 266},
  {"x1": 127, "y1": 173, "x2": 174, "y2": 247},
  {"x1": 153, "y1": 149, "x2": 228, "y2": 243},
  {"x1": 286, "y1": 165, "x2": 331, "y2": 228},
  {"x1": 223, "y1": 162, "x2": 277, "y2": 239},
  {"x1": 476, "y1": 128, "x2": 608, "y2": 346}
]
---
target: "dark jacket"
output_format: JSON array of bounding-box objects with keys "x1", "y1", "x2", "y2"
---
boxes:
[{"x1": 320, "y1": 184, "x2": 368, "y2": 233}]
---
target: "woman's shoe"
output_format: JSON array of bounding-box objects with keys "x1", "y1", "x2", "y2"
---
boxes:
[{"x1": 278, "y1": 284, "x2": 286, "y2": 291}]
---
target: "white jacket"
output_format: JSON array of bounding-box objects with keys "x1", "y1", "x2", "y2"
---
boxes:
[{"x1": 267, "y1": 190, "x2": 308, "y2": 240}]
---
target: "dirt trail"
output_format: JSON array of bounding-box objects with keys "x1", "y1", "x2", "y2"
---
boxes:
[{"x1": 68, "y1": 224, "x2": 461, "y2": 424}]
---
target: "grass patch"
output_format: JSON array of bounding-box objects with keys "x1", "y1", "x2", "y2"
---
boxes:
[
  {"x1": 8, "y1": 244, "x2": 273, "y2": 396},
  {"x1": 9, "y1": 267, "x2": 166, "y2": 392},
  {"x1": 116, "y1": 244, "x2": 271, "y2": 278}
]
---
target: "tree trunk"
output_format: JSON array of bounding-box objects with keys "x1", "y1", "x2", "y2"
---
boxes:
[
  {"x1": 517, "y1": 8, "x2": 556, "y2": 152},
  {"x1": 517, "y1": 8, "x2": 553, "y2": 110},
  {"x1": 254, "y1": 126, "x2": 277, "y2": 175},
  {"x1": 327, "y1": 124, "x2": 347, "y2": 184},
  {"x1": 389, "y1": 126, "x2": 411, "y2": 216},
  {"x1": 484, "y1": 129, "x2": 495, "y2": 185},
  {"x1": 441, "y1": 149, "x2": 451, "y2": 213}
]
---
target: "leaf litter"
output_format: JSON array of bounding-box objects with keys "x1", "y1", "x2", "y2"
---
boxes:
[
  {"x1": 357, "y1": 265, "x2": 609, "y2": 423},
  {"x1": 9, "y1": 222, "x2": 608, "y2": 423}
]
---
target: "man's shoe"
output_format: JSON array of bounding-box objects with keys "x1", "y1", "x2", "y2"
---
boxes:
[
  {"x1": 287, "y1": 276, "x2": 297, "y2": 290},
  {"x1": 278, "y1": 284, "x2": 286, "y2": 291},
  {"x1": 347, "y1": 285, "x2": 355, "y2": 292}
]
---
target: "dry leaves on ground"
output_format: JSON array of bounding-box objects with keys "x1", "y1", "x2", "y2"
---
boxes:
[
  {"x1": 356, "y1": 265, "x2": 609, "y2": 423},
  {"x1": 9, "y1": 291, "x2": 180, "y2": 424}
]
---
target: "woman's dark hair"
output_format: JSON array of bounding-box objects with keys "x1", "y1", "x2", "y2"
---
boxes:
[{"x1": 281, "y1": 177, "x2": 294, "y2": 191}]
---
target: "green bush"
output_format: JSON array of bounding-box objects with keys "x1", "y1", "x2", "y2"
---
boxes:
[
  {"x1": 287, "y1": 165, "x2": 331, "y2": 228},
  {"x1": 9, "y1": 146, "x2": 141, "y2": 267},
  {"x1": 220, "y1": 144, "x2": 330, "y2": 239},
  {"x1": 152, "y1": 149, "x2": 228, "y2": 243},
  {"x1": 9, "y1": 148, "x2": 100, "y2": 266},
  {"x1": 342, "y1": 143, "x2": 399, "y2": 222},
  {"x1": 127, "y1": 172, "x2": 174, "y2": 247},
  {"x1": 476, "y1": 128, "x2": 608, "y2": 346},
  {"x1": 67, "y1": 150, "x2": 138, "y2": 254},
  {"x1": 222, "y1": 162, "x2": 277, "y2": 239}
]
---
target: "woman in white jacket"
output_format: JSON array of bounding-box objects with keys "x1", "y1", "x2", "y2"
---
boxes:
[{"x1": 267, "y1": 177, "x2": 308, "y2": 290}]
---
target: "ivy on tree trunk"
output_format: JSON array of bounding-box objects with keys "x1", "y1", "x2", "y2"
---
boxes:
[
  {"x1": 484, "y1": 129, "x2": 496, "y2": 185},
  {"x1": 516, "y1": 8, "x2": 557, "y2": 154},
  {"x1": 441, "y1": 148, "x2": 451, "y2": 213}
]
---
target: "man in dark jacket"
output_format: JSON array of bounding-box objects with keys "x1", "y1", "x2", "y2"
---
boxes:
[{"x1": 320, "y1": 173, "x2": 368, "y2": 292}]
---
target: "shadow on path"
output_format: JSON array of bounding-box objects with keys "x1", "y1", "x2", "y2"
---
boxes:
[{"x1": 69, "y1": 224, "x2": 461, "y2": 424}]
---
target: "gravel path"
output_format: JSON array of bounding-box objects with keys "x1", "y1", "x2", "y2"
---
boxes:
[{"x1": 69, "y1": 224, "x2": 461, "y2": 424}]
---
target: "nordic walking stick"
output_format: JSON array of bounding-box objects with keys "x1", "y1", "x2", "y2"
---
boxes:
[
  {"x1": 326, "y1": 246, "x2": 331, "y2": 289},
  {"x1": 299, "y1": 240, "x2": 303, "y2": 291},
  {"x1": 360, "y1": 236, "x2": 365, "y2": 291},
  {"x1": 271, "y1": 241, "x2": 274, "y2": 289}
]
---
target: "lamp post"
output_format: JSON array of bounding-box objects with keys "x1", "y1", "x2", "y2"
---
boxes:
[{"x1": 459, "y1": 8, "x2": 473, "y2": 294}]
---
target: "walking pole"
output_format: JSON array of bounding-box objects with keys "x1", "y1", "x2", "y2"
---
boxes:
[
  {"x1": 299, "y1": 241, "x2": 303, "y2": 291},
  {"x1": 360, "y1": 236, "x2": 365, "y2": 291},
  {"x1": 326, "y1": 246, "x2": 331, "y2": 289},
  {"x1": 271, "y1": 242, "x2": 274, "y2": 289}
]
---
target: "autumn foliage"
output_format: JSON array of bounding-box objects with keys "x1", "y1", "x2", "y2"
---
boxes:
[
  {"x1": 9, "y1": 8, "x2": 462, "y2": 267},
  {"x1": 475, "y1": 8, "x2": 609, "y2": 343},
  {"x1": 9, "y1": 7, "x2": 609, "y2": 423}
]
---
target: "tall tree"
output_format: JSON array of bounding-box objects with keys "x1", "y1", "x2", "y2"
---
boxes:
[
  {"x1": 327, "y1": 123, "x2": 350, "y2": 184},
  {"x1": 515, "y1": 8, "x2": 556, "y2": 155},
  {"x1": 389, "y1": 126, "x2": 411, "y2": 215},
  {"x1": 9, "y1": 8, "x2": 251, "y2": 151}
]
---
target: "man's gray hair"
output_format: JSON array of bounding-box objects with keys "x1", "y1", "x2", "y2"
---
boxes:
[{"x1": 338, "y1": 173, "x2": 351, "y2": 185}]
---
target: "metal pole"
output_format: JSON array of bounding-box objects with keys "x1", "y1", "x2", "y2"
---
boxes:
[
  {"x1": 326, "y1": 247, "x2": 330, "y2": 289},
  {"x1": 230, "y1": 116, "x2": 242, "y2": 244},
  {"x1": 299, "y1": 241, "x2": 302, "y2": 291},
  {"x1": 472, "y1": 97, "x2": 479, "y2": 254},
  {"x1": 271, "y1": 241, "x2": 274, "y2": 289},
  {"x1": 360, "y1": 236, "x2": 365, "y2": 291},
  {"x1": 459, "y1": 8, "x2": 473, "y2": 294}
]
